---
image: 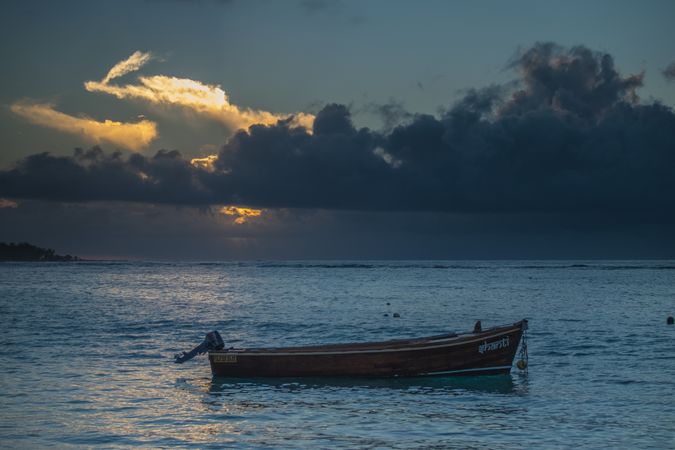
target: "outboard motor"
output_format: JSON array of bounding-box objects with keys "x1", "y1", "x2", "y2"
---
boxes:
[{"x1": 175, "y1": 330, "x2": 224, "y2": 363}]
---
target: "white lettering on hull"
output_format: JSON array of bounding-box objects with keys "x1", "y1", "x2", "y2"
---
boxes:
[{"x1": 478, "y1": 336, "x2": 509, "y2": 354}]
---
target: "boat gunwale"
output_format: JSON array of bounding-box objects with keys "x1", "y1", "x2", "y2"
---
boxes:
[{"x1": 209, "y1": 320, "x2": 525, "y2": 357}]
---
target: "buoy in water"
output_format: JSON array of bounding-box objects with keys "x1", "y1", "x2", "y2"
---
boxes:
[
  {"x1": 668, "y1": 316, "x2": 674, "y2": 325},
  {"x1": 517, "y1": 359, "x2": 528, "y2": 370},
  {"x1": 393, "y1": 312, "x2": 400, "y2": 318}
]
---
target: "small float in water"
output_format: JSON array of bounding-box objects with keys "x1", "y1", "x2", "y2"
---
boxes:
[{"x1": 175, "y1": 319, "x2": 528, "y2": 378}]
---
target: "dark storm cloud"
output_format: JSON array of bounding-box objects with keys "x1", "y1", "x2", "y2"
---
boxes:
[
  {"x1": 2, "y1": 42, "x2": 675, "y2": 217},
  {"x1": 3, "y1": 201, "x2": 674, "y2": 260},
  {"x1": 364, "y1": 99, "x2": 414, "y2": 132},
  {"x1": 663, "y1": 62, "x2": 675, "y2": 81},
  {"x1": 0, "y1": 147, "x2": 213, "y2": 205},
  {"x1": 504, "y1": 43, "x2": 644, "y2": 119}
]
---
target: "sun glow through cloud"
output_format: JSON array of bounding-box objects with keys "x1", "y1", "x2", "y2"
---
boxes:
[
  {"x1": 190, "y1": 154, "x2": 219, "y2": 171},
  {"x1": 10, "y1": 102, "x2": 158, "y2": 151},
  {"x1": 85, "y1": 51, "x2": 315, "y2": 132},
  {"x1": 220, "y1": 206, "x2": 263, "y2": 224}
]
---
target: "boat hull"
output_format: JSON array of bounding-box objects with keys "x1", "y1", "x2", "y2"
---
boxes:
[{"x1": 209, "y1": 320, "x2": 526, "y2": 378}]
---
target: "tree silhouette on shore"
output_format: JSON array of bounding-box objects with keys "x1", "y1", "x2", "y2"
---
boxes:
[{"x1": 0, "y1": 242, "x2": 80, "y2": 261}]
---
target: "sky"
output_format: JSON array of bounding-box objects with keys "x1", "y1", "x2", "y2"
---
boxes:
[{"x1": 1, "y1": 0, "x2": 674, "y2": 260}]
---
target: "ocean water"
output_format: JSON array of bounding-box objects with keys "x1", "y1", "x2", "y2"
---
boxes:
[{"x1": 1, "y1": 261, "x2": 674, "y2": 449}]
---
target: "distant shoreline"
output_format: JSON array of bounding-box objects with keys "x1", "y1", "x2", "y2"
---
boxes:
[{"x1": 0, "y1": 242, "x2": 81, "y2": 262}]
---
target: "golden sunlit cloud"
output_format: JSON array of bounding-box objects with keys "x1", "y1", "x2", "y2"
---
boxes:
[
  {"x1": 11, "y1": 101, "x2": 158, "y2": 151},
  {"x1": 85, "y1": 51, "x2": 315, "y2": 132},
  {"x1": 220, "y1": 206, "x2": 263, "y2": 224},
  {"x1": 102, "y1": 50, "x2": 153, "y2": 84},
  {"x1": 190, "y1": 154, "x2": 219, "y2": 172},
  {"x1": 0, "y1": 198, "x2": 19, "y2": 208}
]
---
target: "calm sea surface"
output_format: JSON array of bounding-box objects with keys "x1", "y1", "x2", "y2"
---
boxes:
[{"x1": 1, "y1": 261, "x2": 674, "y2": 448}]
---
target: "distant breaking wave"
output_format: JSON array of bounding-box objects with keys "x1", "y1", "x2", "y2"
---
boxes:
[
  {"x1": 8, "y1": 260, "x2": 672, "y2": 270},
  {"x1": 252, "y1": 262, "x2": 675, "y2": 270}
]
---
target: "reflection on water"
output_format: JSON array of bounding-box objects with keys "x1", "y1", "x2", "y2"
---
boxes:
[{"x1": 208, "y1": 374, "x2": 521, "y2": 395}]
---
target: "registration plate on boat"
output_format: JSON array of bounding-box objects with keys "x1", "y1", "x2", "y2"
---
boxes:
[{"x1": 213, "y1": 354, "x2": 237, "y2": 363}]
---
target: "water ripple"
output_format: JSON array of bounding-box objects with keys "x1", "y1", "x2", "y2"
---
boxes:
[{"x1": 1, "y1": 260, "x2": 674, "y2": 448}]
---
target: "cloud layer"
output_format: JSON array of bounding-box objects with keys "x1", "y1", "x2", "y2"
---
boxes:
[
  {"x1": 84, "y1": 51, "x2": 314, "y2": 132},
  {"x1": 101, "y1": 50, "x2": 153, "y2": 84},
  {"x1": 2, "y1": 43, "x2": 675, "y2": 220},
  {"x1": 10, "y1": 102, "x2": 158, "y2": 151},
  {"x1": 10, "y1": 50, "x2": 313, "y2": 152},
  {"x1": 663, "y1": 61, "x2": 675, "y2": 81}
]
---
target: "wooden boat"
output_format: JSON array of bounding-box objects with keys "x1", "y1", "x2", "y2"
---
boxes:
[{"x1": 176, "y1": 319, "x2": 529, "y2": 378}]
